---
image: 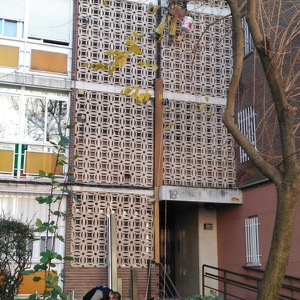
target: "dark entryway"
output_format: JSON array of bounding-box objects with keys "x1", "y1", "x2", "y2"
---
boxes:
[{"x1": 160, "y1": 201, "x2": 200, "y2": 298}]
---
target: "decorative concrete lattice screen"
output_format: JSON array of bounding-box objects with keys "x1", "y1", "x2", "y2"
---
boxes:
[
  {"x1": 75, "y1": 91, "x2": 154, "y2": 186},
  {"x1": 161, "y1": 3, "x2": 232, "y2": 97},
  {"x1": 77, "y1": 0, "x2": 156, "y2": 89},
  {"x1": 163, "y1": 101, "x2": 236, "y2": 188},
  {"x1": 71, "y1": 192, "x2": 154, "y2": 267}
]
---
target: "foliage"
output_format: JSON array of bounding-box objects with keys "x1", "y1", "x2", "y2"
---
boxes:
[
  {"x1": 84, "y1": 32, "x2": 157, "y2": 104},
  {"x1": 0, "y1": 215, "x2": 35, "y2": 300},
  {"x1": 22, "y1": 128, "x2": 79, "y2": 300},
  {"x1": 184, "y1": 290, "x2": 223, "y2": 300}
]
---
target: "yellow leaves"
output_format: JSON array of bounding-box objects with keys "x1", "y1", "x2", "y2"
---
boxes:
[
  {"x1": 135, "y1": 92, "x2": 152, "y2": 104},
  {"x1": 92, "y1": 62, "x2": 109, "y2": 71},
  {"x1": 153, "y1": 65, "x2": 158, "y2": 72},
  {"x1": 199, "y1": 97, "x2": 210, "y2": 110},
  {"x1": 177, "y1": 35, "x2": 183, "y2": 41},
  {"x1": 165, "y1": 122, "x2": 174, "y2": 131},
  {"x1": 145, "y1": 61, "x2": 152, "y2": 68},
  {"x1": 144, "y1": 92, "x2": 151, "y2": 102},
  {"x1": 128, "y1": 43, "x2": 143, "y2": 55},
  {"x1": 158, "y1": 92, "x2": 163, "y2": 101},
  {"x1": 130, "y1": 86, "x2": 140, "y2": 101},
  {"x1": 103, "y1": 1, "x2": 109, "y2": 7},
  {"x1": 132, "y1": 31, "x2": 145, "y2": 39},
  {"x1": 120, "y1": 87, "x2": 132, "y2": 95},
  {"x1": 116, "y1": 52, "x2": 129, "y2": 68},
  {"x1": 107, "y1": 65, "x2": 117, "y2": 75},
  {"x1": 169, "y1": 17, "x2": 178, "y2": 36},
  {"x1": 120, "y1": 86, "x2": 151, "y2": 105},
  {"x1": 137, "y1": 61, "x2": 159, "y2": 73},
  {"x1": 83, "y1": 31, "x2": 160, "y2": 79},
  {"x1": 105, "y1": 50, "x2": 115, "y2": 56},
  {"x1": 148, "y1": 5, "x2": 160, "y2": 15}
]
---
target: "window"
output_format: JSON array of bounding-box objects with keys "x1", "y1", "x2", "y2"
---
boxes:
[
  {"x1": 245, "y1": 216, "x2": 261, "y2": 266},
  {"x1": 40, "y1": 236, "x2": 54, "y2": 252},
  {"x1": 0, "y1": 89, "x2": 69, "y2": 177},
  {"x1": 24, "y1": 97, "x2": 67, "y2": 143},
  {"x1": 0, "y1": 18, "x2": 24, "y2": 38},
  {"x1": 238, "y1": 106, "x2": 257, "y2": 163},
  {"x1": 242, "y1": 17, "x2": 254, "y2": 55},
  {"x1": 28, "y1": 0, "x2": 72, "y2": 45}
]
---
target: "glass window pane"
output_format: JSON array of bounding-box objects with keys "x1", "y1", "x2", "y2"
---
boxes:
[
  {"x1": 24, "y1": 97, "x2": 45, "y2": 142},
  {"x1": 47, "y1": 100, "x2": 67, "y2": 143},
  {"x1": 0, "y1": 19, "x2": 3, "y2": 35},
  {"x1": 4, "y1": 20, "x2": 17, "y2": 37},
  {"x1": 0, "y1": 94, "x2": 20, "y2": 140}
]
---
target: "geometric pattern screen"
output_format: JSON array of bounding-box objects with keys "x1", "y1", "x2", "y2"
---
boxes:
[
  {"x1": 73, "y1": 0, "x2": 234, "y2": 268},
  {"x1": 161, "y1": 4, "x2": 232, "y2": 97},
  {"x1": 74, "y1": 91, "x2": 154, "y2": 187},
  {"x1": 71, "y1": 192, "x2": 153, "y2": 267},
  {"x1": 76, "y1": 0, "x2": 156, "y2": 89},
  {"x1": 163, "y1": 101, "x2": 235, "y2": 188}
]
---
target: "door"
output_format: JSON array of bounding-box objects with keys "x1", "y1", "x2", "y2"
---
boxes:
[{"x1": 174, "y1": 204, "x2": 199, "y2": 297}]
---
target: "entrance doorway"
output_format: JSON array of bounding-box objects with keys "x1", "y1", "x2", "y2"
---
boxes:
[{"x1": 160, "y1": 201, "x2": 199, "y2": 298}]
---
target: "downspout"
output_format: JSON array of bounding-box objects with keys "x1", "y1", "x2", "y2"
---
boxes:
[
  {"x1": 155, "y1": 0, "x2": 162, "y2": 79},
  {"x1": 153, "y1": 0, "x2": 163, "y2": 264}
]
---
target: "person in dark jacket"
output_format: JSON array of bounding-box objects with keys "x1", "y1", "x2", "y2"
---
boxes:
[{"x1": 83, "y1": 285, "x2": 121, "y2": 300}]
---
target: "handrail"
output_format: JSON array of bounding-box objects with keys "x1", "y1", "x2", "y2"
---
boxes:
[
  {"x1": 146, "y1": 260, "x2": 181, "y2": 300},
  {"x1": 243, "y1": 266, "x2": 300, "y2": 282},
  {"x1": 202, "y1": 264, "x2": 300, "y2": 300}
]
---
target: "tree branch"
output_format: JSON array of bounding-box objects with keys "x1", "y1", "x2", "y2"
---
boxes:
[
  {"x1": 223, "y1": 0, "x2": 282, "y2": 185},
  {"x1": 246, "y1": 0, "x2": 299, "y2": 172}
]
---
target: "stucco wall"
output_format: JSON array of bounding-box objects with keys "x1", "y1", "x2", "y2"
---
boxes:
[{"x1": 217, "y1": 183, "x2": 300, "y2": 298}]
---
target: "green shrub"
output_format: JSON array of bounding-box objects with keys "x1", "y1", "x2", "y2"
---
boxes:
[{"x1": 0, "y1": 215, "x2": 35, "y2": 300}]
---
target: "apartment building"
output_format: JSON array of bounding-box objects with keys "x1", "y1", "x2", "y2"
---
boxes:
[
  {"x1": 0, "y1": 0, "x2": 244, "y2": 299},
  {"x1": 65, "y1": 0, "x2": 240, "y2": 299},
  {"x1": 0, "y1": 0, "x2": 73, "y2": 296}
]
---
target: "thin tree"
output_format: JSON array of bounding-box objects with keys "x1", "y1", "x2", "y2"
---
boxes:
[{"x1": 223, "y1": 0, "x2": 300, "y2": 299}]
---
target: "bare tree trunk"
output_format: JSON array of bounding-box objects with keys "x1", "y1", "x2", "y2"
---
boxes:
[
  {"x1": 257, "y1": 182, "x2": 300, "y2": 300},
  {"x1": 224, "y1": 0, "x2": 300, "y2": 299}
]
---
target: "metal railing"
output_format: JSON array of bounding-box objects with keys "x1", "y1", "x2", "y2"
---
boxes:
[
  {"x1": 202, "y1": 264, "x2": 300, "y2": 300},
  {"x1": 146, "y1": 260, "x2": 181, "y2": 300}
]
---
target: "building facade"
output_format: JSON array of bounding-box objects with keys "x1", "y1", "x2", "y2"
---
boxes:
[
  {"x1": 0, "y1": 0, "x2": 262, "y2": 299},
  {"x1": 0, "y1": 0, "x2": 73, "y2": 296},
  {"x1": 65, "y1": 0, "x2": 240, "y2": 299}
]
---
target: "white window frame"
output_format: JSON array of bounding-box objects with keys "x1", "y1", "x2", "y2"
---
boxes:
[
  {"x1": 242, "y1": 17, "x2": 254, "y2": 56},
  {"x1": 0, "y1": 88, "x2": 69, "y2": 178},
  {"x1": 238, "y1": 106, "x2": 257, "y2": 163},
  {"x1": 245, "y1": 216, "x2": 261, "y2": 266},
  {"x1": 0, "y1": 18, "x2": 24, "y2": 39}
]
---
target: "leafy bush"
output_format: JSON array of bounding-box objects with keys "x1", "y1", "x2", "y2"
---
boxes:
[{"x1": 0, "y1": 215, "x2": 35, "y2": 300}]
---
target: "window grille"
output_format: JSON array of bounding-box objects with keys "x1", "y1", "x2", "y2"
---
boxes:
[
  {"x1": 244, "y1": 216, "x2": 261, "y2": 266},
  {"x1": 238, "y1": 106, "x2": 257, "y2": 163},
  {"x1": 242, "y1": 17, "x2": 254, "y2": 55}
]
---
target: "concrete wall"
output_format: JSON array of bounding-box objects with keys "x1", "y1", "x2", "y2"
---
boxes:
[{"x1": 198, "y1": 207, "x2": 218, "y2": 296}]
